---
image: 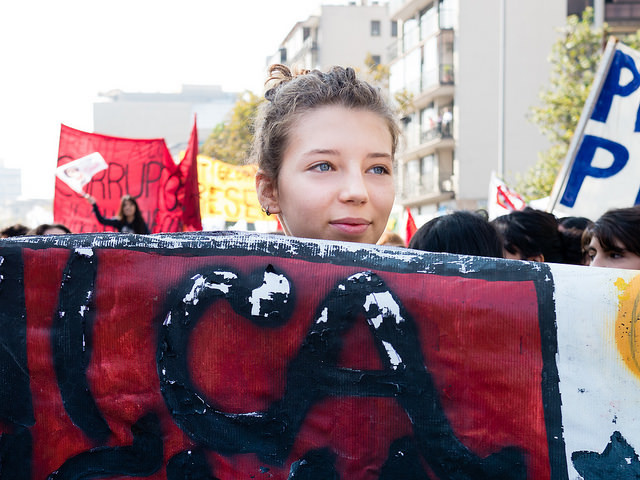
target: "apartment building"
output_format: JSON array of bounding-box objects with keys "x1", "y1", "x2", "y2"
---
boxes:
[
  {"x1": 267, "y1": 1, "x2": 394, "y2": 73},
  {"x1": 391, "y1": 0, "x2": 640, "y2": 221},
  {"x1": 389, "y1": 0, "x2": 566, "y2": 219}
]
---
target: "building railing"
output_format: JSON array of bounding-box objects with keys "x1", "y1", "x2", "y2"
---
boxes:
[
  {"x1": 399, "y1": 176, "x2": 455, "y2": 201},
  {"x1": 606, "y1": 3, "x2": 640, "y2": 22},
  {"x1": 420, "y1": 120, "x2": 453, "y2": 144}
]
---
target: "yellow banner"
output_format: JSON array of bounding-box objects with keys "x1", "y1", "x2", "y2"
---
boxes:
[{"x1": 197, "y1": 155, "x2": 269, "y2": 223}]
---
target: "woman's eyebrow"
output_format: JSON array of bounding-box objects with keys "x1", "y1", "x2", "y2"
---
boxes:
[
  {"x1": 301, "y1": 149, "x2": 392, "y2": 159},
  {"x1": 367, "y1": 152, "x2": 392, "y2": 159},
  {"x1": 302, "y1": 148, "x2": 339, "y2": 157}
]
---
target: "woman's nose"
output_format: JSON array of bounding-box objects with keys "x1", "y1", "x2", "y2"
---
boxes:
[{"x1": 338, "y1": 170, "x2": 368, "y2": 204}]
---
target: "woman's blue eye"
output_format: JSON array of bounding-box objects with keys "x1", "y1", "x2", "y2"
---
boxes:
[
  {"x1": 370, "y1": 166, "x2": 388, "y2": 175},
  {"x1": 314, "y1": 163, "x2": 331, "y2": 172}
]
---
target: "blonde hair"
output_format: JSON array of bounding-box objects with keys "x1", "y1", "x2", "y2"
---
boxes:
[{"x1": 250, "y1": 64, "x2": 399, "y2": 182}]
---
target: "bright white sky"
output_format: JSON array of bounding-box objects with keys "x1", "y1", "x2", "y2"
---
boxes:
[{"x1": 0, "y1": 0, "x2": 346, "y2": 199}]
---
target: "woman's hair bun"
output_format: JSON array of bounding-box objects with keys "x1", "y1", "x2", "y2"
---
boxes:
[{"x1": 264, "y1": 64, "x2": 310, "y2": 101}]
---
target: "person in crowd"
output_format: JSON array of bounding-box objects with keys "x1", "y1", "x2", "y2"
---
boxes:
[
  {"x1": 0, "y1": 223, "x2": 30, "y2": 238},
  {"x1": 441, "y1": 107, "x2": 452, "y2": 137},
  {"x1": 254, "y1": 64, "x2": 398, "y2": 245},
  {"x1": 29, "y1": 223, "x2": 71, "y2": 235},
  {"x1": 85, "y1": 194, "x2": 150, "y2": 234},
  {"x1": 377, "y1": 231, "x2": 406, "y2": 247},
  {"x1": 558, "y1": 216, "x2": 592, "y2": 265},
  {"x1": 409, "y1": 210, "x2": 503, "y2": 258},
  {"x1": 491, "y1": 207, "x2": 572, "y2": 263},
  {"x1": 582, "y1": 206, "x2": 640, "y2": 270}
]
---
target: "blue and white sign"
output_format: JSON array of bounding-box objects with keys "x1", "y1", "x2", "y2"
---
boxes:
[{"x1": 549, "y1": 39, "x2": 640, "y2": 220}]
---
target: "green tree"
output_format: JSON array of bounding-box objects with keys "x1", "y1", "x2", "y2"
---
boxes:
[
  {"x1": 201, "y1": 91, "x2": 264, "y2": 165},
  {"x1": 519, "y1": 9, "x2": 640, "y2": 201},
  {"x1": 518, "y1": 8, "x2": 605, "y2": 200},
  {"x1": 361, "y1": 52, "x2": 391, "y2": 89},
  {"x1": 359, "y1": 53, "x2": 415, "y2": 117}
]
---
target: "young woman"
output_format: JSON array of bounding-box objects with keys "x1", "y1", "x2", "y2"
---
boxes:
[
  {"x1": 253, "y1": 64, "x2": 399, "y2": 245},
  {"x1": 85, "y1": 194, "x2": 150, "y2": 234},
  {"x1": 491, "y1": 207, "x2": 571, "y2": 263},
  {"x1": 583, "y1": 206, "x2": 640, "y2": 270}
]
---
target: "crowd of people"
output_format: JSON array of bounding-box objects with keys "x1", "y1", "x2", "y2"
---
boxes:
[
  {"x1": 2, "y1": 64, "x2": 639, "y2": 273},
  {"x1": 378, "y1": 205, "x2": 640, "y2": 271},
  {"x1": 0, "y1": 194, "x2": 150, "y2": 238}
]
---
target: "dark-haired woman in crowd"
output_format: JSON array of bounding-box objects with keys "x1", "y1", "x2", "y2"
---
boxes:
[
  {"x1": 583, "y1": 206, "x2": 640, "y2": 270},
  {"x1": 491, "y1": 207, "x2": 579, "y2": 264},
  {"x1": 29, "y1": 223, "x2": 72, "y2": 235},
  {"x1": 409, "y1": 210, "x2": 503, "y2": 258},
  {"x1": 558, "y1": 216, "x2": 592, "y2": 265},
  {"x1": 254, "y1": 64, "x2": 398, "y2": 245},
  {"x1": 85, "y1": 194, "x2": 149, "y2": 234}
]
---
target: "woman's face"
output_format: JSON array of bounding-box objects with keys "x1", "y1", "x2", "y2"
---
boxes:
[
  {"x1": 122, "y1": 200, "x2": 136, "y2": 218},
  {"x1": 257, "y1": 105, "x2": 394, "y2": 244},
  {"x1": 586, "y1": 236, "x2": 640, "y2": 270}
]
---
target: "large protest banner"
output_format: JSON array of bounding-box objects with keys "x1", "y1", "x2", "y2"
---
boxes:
[
  {"x1": 549, "y1": 38, "x2": 640, "y2": 220},
  {"x1": 197, "y1": 155, "x2": 271, "y2": 227},
  {"x1": 54, "y1": 125, "x2": 201, "y2": 233},
  {"x1": 0, "y1": 232, "x2": 638, "y2": 478}
]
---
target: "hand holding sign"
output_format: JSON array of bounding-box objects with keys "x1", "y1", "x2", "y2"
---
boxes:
[{"x1": 55, "y1": 152, "x2": 108, "y2": 195}]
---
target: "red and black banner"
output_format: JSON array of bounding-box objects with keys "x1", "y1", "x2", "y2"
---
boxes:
[
  {"x1": 0, "y1": 233, "x2": 564, "y2": 478},
  {"x1": 54, "y1": 124, "x2": 201, "y2": 234}
]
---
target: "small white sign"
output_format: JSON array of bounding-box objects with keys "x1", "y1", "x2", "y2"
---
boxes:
[{"x1": 56, "y1": 152, "x2": 108, "y2": 194}]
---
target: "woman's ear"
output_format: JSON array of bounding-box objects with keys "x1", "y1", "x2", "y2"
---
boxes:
[{"x1": 255, "y1": 170, "x2": 281, "y2": 215}]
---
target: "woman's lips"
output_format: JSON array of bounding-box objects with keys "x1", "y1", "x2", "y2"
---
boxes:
[{"x1": 330, "y1": 218, "x2": 371, "y2": 235}]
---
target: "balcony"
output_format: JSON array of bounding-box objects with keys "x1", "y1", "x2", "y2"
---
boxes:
[
  {"x1": 390, "y1": 29, "x2": 454, "y2": 102},
  {"x1": 399, "y1": 152, "x2": 455, "y2": 207},
  {"x1": 606, "y1": 2, "x2": 640, "y2": 22},
  {"x1": 420, "y1": 120, "x2": 453, "y2": 144},
  {"x1": 389, "y1": 0, "x2": 432, "y2": 21}
]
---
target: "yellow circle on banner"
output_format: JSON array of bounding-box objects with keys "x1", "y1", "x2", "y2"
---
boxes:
[{"x1": 615, "y1": 276, "x2": 640, "y2": 379}]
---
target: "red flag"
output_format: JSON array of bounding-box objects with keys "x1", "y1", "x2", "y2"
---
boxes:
[
  {"x1": 54, "y1": 125, "x2": 183, "y2": 233},
  {"x1": 406, "y1": 207, "x2": 417, "y2": 243},
  {"x1": 177, "y1": 117, "x2": 202, "y2": 231}
]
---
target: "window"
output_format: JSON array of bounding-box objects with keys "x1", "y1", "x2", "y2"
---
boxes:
[
  {"x1": 303, "y1": 27, "x2": 311, "y2": 40},
  {"x1": 391, "y1": 20, "x2": 398, "y2": 37},
  {"x1": 405, "y1": 159, "x2": 421, "y2": 196},
  {"x1": 371, "y1": 55, "x2": 381, "y2": 66},
  {"x1": 421, "y1": 155, "x2": 435, "y2": 192},
  {"x1": 402, "y1": 17, "x2": 419, "y2": 51},
  {"x1": 419, "y1": 3, "x2": 438, "y2": 40},
  {"x1": 439, "y1": 0, "x2": 456, "y2": 29},
  {"x1": 371, "y1": 20, "x2": 381, "y2": 36}
]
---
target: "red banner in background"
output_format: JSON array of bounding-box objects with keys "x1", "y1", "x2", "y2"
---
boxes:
[
  {"x1": 54, "y1": 124, "x2": 201, "y2": 233},
  {"x1": 177, "y1": 117, "x2": 202, "y2": 231}
]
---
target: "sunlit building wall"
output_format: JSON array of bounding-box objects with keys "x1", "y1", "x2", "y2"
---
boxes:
[{"x1": 267, "y1": 2, "x2": 394, "y2": 73}]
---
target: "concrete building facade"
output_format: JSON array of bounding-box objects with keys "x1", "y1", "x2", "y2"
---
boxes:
[
  {"x1": 268, "y1": 2, "x2": 394, "y2": 72},
  {"x1": 93, "y1": 85, "x2": 238, "y2": 156}
]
